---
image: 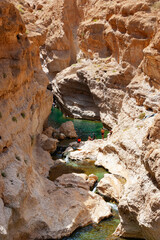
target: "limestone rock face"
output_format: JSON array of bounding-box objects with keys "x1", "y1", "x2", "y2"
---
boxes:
[
  {"x1": 97, "y1": 173, "x2": 124, "y2": 202},
  {"x1": 0, "y1": 2, "x2": 114, "y2": 240},
  {"x1": 27, "y1": 173, "x2": 112, "y2": 240},
  {"x1": 4, "y1": 0, "x2": 160, "y2": 239},
  {"x1": 52, "y1": 59, "x2": 132, "y2": 127}
]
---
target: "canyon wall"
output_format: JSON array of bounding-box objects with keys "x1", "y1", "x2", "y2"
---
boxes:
[
  {"x1": 0, "y1": 1, "x2": 112, "y2": 239},
  {"x1": 49, "y1": 0, "x2": 160, "y2": 239},
  {"x1": 2, "y1": 0, "x2": 160, "y2": 239}
]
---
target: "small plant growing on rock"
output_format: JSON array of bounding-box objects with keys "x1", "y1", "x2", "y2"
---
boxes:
[
  {"x1": 24, "y1": 159, "x2": 28, "y2": 164},
  {"x1": 15, "y1": 155, "x2": 21, "y2": 161},
  {"x1": 30, "y1": 135, "x2": 34, "y2": 146},
  {"x1": 96, "y1": 78, "x2": 100, "y2": 82},
  {"x1": 3, "y1": 73, "x2": 7, "y2": 78},
  {"x1": 138, "y1": 113, "x2": 145, "y2": 120},
  {"x1": 21, "y1": 112, "x2": 25, "y2": 118},
  {"x1": 17, "y1": 4, "x2": 24, "y2": 14},
  {"x1": 136, "y1": 125, "x2": 143, "y2": 129},
  {"x1": 92, "y1": 18, "x2": 98, "y2": 22},
  {"x1": 1, "y1": 172, "x2": 6, "y2": 177},
  {"x1": 81, "y1": 32, "x2": 85, "y2": 38},
  {"x1": 12, "y1": 116, "x2": 17, "y2": 122}
]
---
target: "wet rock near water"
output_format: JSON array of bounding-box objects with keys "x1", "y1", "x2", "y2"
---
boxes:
[
  {"x1": 39, "y1": 134, "x2": 59, "y2": 152},
  {"x1": 97, "y1": 173, "x2": 124, "y2": 202},
  {"x1": 30, "y1": 173, "x2": 112, "y2": 239},
  {"x1": 59, "y1": 121, "x2": 78, "y2": 138},
  {"x1": 87, "y1": 174, "x2": 98, "y2": 189}
]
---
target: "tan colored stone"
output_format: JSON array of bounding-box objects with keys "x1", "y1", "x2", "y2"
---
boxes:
[
  {"x1": 97, "y1": 173, "x2": 124, "y2": 202},
  {"x1": 39, "y1": 134, "x2": 58, "y2": 152},
  {"x1": 87, "y1": 174, "x2": 98, "y2": 189},
  {"x1": 59, "y1": 121, "x2": 77, "y2": 138},
  {"x1": 43, "y1": 126, "x2": 54, "y2": 138}
]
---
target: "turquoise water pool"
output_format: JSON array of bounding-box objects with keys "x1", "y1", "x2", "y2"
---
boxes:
[{"x1": 48, "y1": 107, "x2": 108, "y2": 140}]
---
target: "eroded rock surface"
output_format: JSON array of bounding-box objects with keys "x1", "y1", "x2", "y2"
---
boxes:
[
  {"x1": 0, "y1": 2, "x2": 113, "y2": 240},
  {"x1": 2, "y1": 0, "x2": 160, "y2": 239},
  {"x1": 97, "y1": 173, "x2": 124, "y2": 202}
]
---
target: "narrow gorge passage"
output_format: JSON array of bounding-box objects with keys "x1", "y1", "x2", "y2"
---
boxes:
[
  {"x1": 47, "y1": 108, "x2": 138, "y2": 240},
  {"x1": 1, "y1": 0, "x2": 160, "y2": 239}
]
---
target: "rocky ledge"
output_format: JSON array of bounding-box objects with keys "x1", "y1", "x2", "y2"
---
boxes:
[{"x1": 0, "y1": 2, "x2": 112, "y2": 240}]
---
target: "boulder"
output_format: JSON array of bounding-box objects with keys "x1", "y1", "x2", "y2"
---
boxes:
[
  {"x1": 87, "y1": 174, "x2": 98, "y2": 189},
  {"x1": 59, "y1": 133, "x2": 66, "y2": 140},
  {"x1": 39, "y1": 134, "x2": 58, "y2": 152},
  {"x1": 59, "y1": 121, "x2": 77, "y2": 138},
  {"x1": 43, "y1": 126, "x2": 55, "y2": 138},
  {"x1": 97, "y1": 174, "x2": 124, "y2": 202},
  {"x1": 37, "y1": 4, "x2": 43, "y2": 10}
]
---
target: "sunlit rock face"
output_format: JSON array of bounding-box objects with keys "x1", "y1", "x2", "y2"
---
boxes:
[
  {"x1": 0, "y1": 2, "x2": 113, "y2": 240},
  {"x1": 4, "y1": 0, "x2": 160, "y2": 239},
  {"x1": 49, "y1": 1, "x2": 160, "y2": 239}
]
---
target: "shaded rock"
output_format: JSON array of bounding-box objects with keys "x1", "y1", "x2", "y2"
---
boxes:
[
  {"x1": 43, "y1": 126, "x2": 55, "y2": 138},
  {"x1": 37, "y1": 4, "x2": 43, "y2": 10},
  {"x1": 59, "y1": 133, "x2": 66, "y2": 140},
  {"x1": 59, "y1": 121, "x2": 77, "y2": 138},
  {"x1": 39, "y1": 134, "x2": 58, "y2": 152},
  {"x1": 97, "y1": 174, "x2": 124, "y2": 202},
  {"x1": 69, "y1": 139, "x2": 107, "y2": 161},
  {"x1": 87, "y1": 174, "x2": 98, "y2": 189}
]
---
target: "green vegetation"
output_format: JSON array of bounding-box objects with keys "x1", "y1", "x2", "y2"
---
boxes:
[
  {"x1": 92, "y1": 18, "x2": 98, "y2": 22},
  {"x1": 95, "y1": 78, "x2": 100, "y2": 82},
  {"x1": 81, "y1": 32, "x2": 85, "y2": 38},
  {"x1": 3, "y1": 73, "x2": 7, "y2": 78},
  {"x1": 138, "y1": 112, "x2": 145, "y2": 120},
  {"x1": 15, "y1": 155, "x2": 21, "y2": 161},
  {"x1": 17, "y1": 4, "x2": 24, "y2": 14},
  {"x1": 21, "y1": 112, "x2": 26, "y2": 118},
  {"x1": 24, "y1": 159, "x2": 28, "y2": 164},
  {"x1": 123, "y1": 127, "x2": 130, "y2": 132},
  {"x1": 0, "y1": 112, "x2": 2, "y2": 118},
  {"x1": 12, "y1": 116, "x2": 17, "y2": 122},
  {"x1": 1, "y1": 172, "x2": 6, "y2": 177},
  {"x1": 30, "y1": 135, "x2": 34, "y2": 146},
  {"x1": 136, "y1": 125, "x2": 143, "y2": 129}
]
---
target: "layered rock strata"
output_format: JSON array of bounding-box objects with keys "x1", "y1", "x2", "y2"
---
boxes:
[
  {"x1": 0, "y1": 2, "x2": 112, "y2": 240},
  {"x1": 7, "y1": 0, "x2": 160, "y2": 239},
  {"x1": 50, "y1": 1, "x2": 160, "y2": 239}
]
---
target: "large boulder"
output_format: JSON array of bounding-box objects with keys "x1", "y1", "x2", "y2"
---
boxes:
[
  {"x1": 59, "y1": 121, "x2": 77, "y2": 138},
  {"x1": 39, "y1": 134, "x2": 58, "y2": 152},
  {"x1": 97, "y1": 173, "x2": 124, "y2": 202},
  {"x1": 28, "y1": 173, "x2": 112, "y2": 239}
]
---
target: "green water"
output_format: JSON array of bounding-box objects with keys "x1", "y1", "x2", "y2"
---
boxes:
[
  {"x1": 67, "y1": 160, "x2": 107, "y2": 181},
  {"x1": 61, "y1": 211, "x2": 123, "y2": 240},
  {"x1": 48, "y1": 107, "x2": 108, "y2": 140},
  {"x1": 49, "y1": 159, "x2": 107, "y2": 182}
]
